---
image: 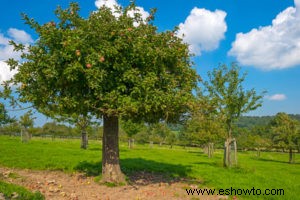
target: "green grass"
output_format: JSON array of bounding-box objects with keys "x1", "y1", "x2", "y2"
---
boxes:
[
  {"x1": 0, "y1": 181, "x2": 44, "y2": 200},
  {"x1": 0, "y1": 135, "x2": 299, "y2": 200}
]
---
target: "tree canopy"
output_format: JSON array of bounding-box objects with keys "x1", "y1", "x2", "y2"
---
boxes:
[{"x1": 7, "y1": 3, "x2": 198, "y2": 123}]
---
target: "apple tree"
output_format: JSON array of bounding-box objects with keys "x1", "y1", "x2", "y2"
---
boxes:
[
  {"x1": 204, "y1": 63, "x2": 264, "y2": 167},
  {"x1": 270, "y1": 112, "x2": 300, "y2": 163},
  {"x1": 7, "y1": 3, "x2": 199, "y2": 182}
]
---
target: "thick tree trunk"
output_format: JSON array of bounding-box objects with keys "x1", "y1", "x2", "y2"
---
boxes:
[
  {"x1": 102, "y1": 115, "x2": 125, "y2": 183},
  {"x1": 81, "y1": 130, "x2": 88, "y2": 149}
]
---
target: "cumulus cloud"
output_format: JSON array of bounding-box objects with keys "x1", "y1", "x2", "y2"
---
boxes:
[
  {"x1": 95, "y1": 0, "x2": 149, "y2": 24},
  {"x1": 229, "y1": 0, "x2": 300, "y2": 70},
  {"x1": 95, "y1": 0, "x2": 119, "y2": 14},
  {"x1": 265, "y1": 94, "x2": 287, "y2": 101},
  {"x1": 127, "y1": 6, "x2": 150, "y2": 27},
  {"x1": 0, "y1": 61, "x2": 18, "y2": 84},
  {"x1": 177, "y1": 8, "x2": 227, "y2": 56},
  {"x1": 8, "y1": 28, "x2": 33, "y2": 44},
  {"x1": 0, "y1": 28, "x2": 32, "y2": 84},
  {"x1": 0, "y1": 28, "x2": 33, "y2": 61}
]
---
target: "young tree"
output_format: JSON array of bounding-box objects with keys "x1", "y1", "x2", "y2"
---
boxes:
[
  {"x1": 184, "y1": 94, "x2": 226, "y2": 157},
  {"x1": 270, "y1": 112, "x2": 300, "y2": 163},
  {"x1": 204, "y1": 63, "x2": 264, "y2": 167},
  {"x1": 19, "y1": 111, "x2": 34, "y2": 142},
  {"x1": 56, "y1": 114, "x2": 94, "y2": 149},
  {"x1": 7, "y1": 3, "x2": 198, "y2": 182},
  {"x1": 121, "y1": 119, "x2": 143, "y2": 149}
]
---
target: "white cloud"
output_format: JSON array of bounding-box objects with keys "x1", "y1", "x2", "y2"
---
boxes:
[
  {"x1": 0, "y1": 61, "x2": 18, "y2": 84},
  {"x1": 8, "y1": 28, "x2": 33, "y2": 44},
  {"x1": 127, "y1": 6, "x2": 150, "y2": 27},
  {"x1": 265, "y1": 94, "x2": 287, "y2": 101},
  {"x1": 95, "y1": 0, "x2": 119, "y2": 14},
  {"x1": 177, "y1": 8, "x2": 227, "y2": 56},
  {"x1": 229, "y1": 0, "x2": 300, "y2": 70},
  {"x1": 0, "y1": 28, "x2": 32, "y2": 84},
  {"x1": 0, "y1": 28, "x2": 32, "y2": 61},
  {"x1": 95, "y1": 0, "x2": 149, "y2": 24}
]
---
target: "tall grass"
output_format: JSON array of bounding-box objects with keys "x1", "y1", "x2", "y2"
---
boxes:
[{"x1": 0, "y1": 135, "x2": 299, "y2": 199}]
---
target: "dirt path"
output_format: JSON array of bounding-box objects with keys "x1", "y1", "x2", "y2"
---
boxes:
[{"x1": 0, "y1": 167, "x2": 228, "y2": 200}]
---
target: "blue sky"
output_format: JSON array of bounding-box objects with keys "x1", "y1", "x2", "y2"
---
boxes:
[{"x1": 1, "y1": 0, "x2": 300, "y2": 126}]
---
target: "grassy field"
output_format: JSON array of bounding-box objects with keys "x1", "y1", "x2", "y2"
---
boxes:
[
  {"x1": 0, "y1": 135, "x2": 299, "y2": 200},
  {"x1": 0, "y1": 181, "x2": 44, "y2": 200}
]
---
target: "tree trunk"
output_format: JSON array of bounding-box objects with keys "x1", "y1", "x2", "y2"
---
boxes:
[
  {"x1": 233, "y1": 138, "x2": 237, "y2": 166},
  {"x1": 81, "y1": 130, "x2": 88, "y2": 149},
  {"x1": 128, "y1": 138, "x2": 132, "y2": 149},
  {"x1": 289, "y1": 148, "x2": 293, "y2": 163},
  {"x1": 208, "y1": 143, "x2": 211, "y2": 158},
  {"x1": 208, "y1": 142, "x2": 214, "y2": 158},
  {"x1": 149, "y1": 141, "x2": 153, "y2": 148},
  {"x1": 102, "y1": 115, "x2": 125, "y2": 183},
  {"x1": 21, "y1": 127, "x2": 29, "y2": 143},
  {"x1": 223, "y1": 139, "x2": 230, "y2": 167}
]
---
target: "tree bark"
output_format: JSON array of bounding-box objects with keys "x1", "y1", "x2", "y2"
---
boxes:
[
  {"x1": 102, "y1": 115, "x2": 125, "y2": 183},
  {"x1": 233, "y1": 138, "x2": 237, "y2": 166},
  {"x1": 81, "y1": 130, "x2": 88, "y2": 149}
]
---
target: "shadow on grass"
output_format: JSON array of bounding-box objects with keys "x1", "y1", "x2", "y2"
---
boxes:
[
  {"x1": 193, "y1": 161, "x2": 220, "y2": 167},
  {"x1": 74, "y1": 158, "x2": 193, "y2": 185},
  {"x1": 254, "y1": 157, "x2": 300, "y2": 165},
  {"x1": 87, "y1": 147, "x2": 101, "y2": 151}
]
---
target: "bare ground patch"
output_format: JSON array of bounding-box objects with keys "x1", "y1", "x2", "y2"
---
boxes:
[{"x1": 0, "y1": 167, "x2": 229, "y2": 200}]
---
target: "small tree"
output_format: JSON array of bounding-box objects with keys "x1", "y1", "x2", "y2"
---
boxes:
[
  {"x1": 121, "y1": 119, "x2": 143, "y2": 149},
  {"x1": 184, "y1": 94, "x2": 225, "y2": 157},
  {"x1": 19, "y1": 111, "x2": 34, "y2": 142},
  {"x1": 270, "y1": 112, "x2": 299, "y2": 163},
  {"x1": 204, "y1": 63, "x2": 264, "y2": 167},
  {"x1": 57, "y1": 114, "x2": 94, "y2": 149}
]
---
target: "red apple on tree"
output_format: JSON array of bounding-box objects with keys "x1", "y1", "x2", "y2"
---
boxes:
[
  {"x1": 75, "y1": 50, "x2": 81, "y2": 56},
  {"x1": 99, "y1": 56, "x2": 105, "y2": 63},
  {"x1": 86, "y1": 63, "x2": 92, "y2": 69}
]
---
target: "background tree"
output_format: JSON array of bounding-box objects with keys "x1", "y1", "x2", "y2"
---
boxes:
[
  {"x1": 121, "y1": 119, "x2": 143, "y2": 149},
  {"x1": 166, "y1": 131, "x2": 177, "y2": 149},
  {"x1": 184, "y1": 94, "x2": 225, "y2": 157},
  {"x1": 7, "y1": 3, "x2": 198, "y2": 183},
  {"x1": 270, "y1": 112, "x2": 300, "y2": 163},
  {"x1": 0, "y1": 102, "x2": 15, "y2": 127},
  {"x1": 204, "y1": 63, "x2": 264, "y2": 167},
  {"x1": 19, "y1": 111, "x2": 34, "y2": 142},
  {"x1": 57, "y1": 114, "x2": 94, "y2": 149}
]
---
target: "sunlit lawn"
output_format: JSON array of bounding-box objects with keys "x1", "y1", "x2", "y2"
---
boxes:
[{"x1": 0, "y1": 135, "x2": 299, "y2": 199}]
